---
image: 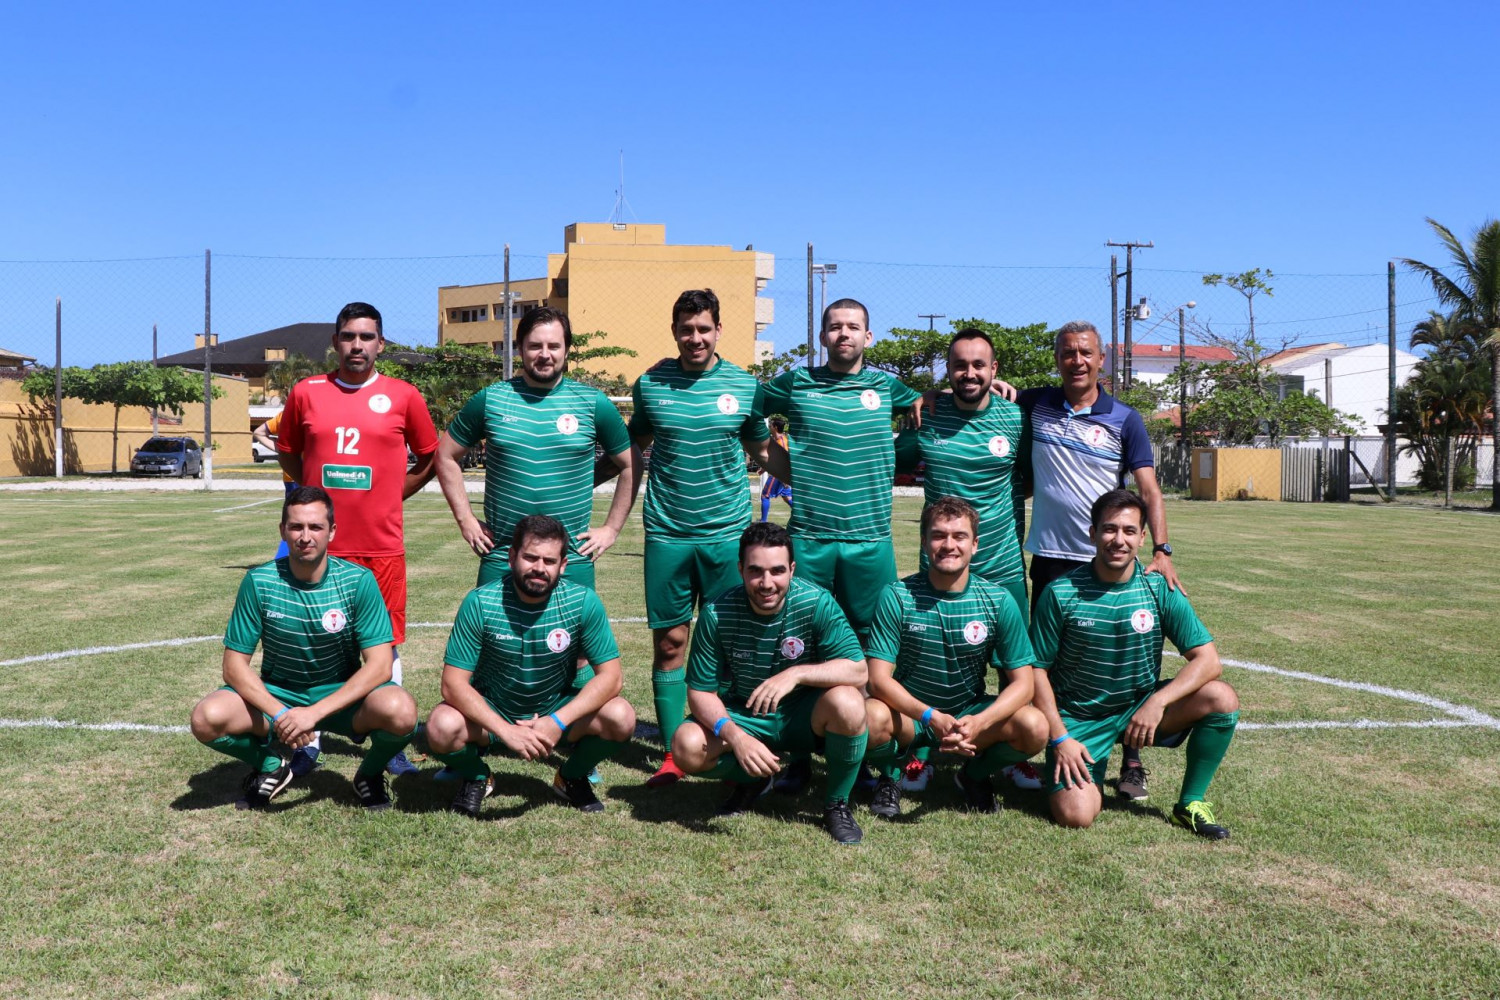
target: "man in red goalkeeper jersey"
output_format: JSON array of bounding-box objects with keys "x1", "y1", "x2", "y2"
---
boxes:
[{"x1": 277, "y1": 301, "x2": 439, "y2": 774}]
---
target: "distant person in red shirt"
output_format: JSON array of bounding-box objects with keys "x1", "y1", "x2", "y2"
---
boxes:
[{"x1": 277, "y1": 302, "x2": 439, "y2": 775}]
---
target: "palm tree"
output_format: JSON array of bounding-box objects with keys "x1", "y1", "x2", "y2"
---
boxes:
[
  {"x1": 263, "y1": 351, "x2": 328, "y2": 404},
  {"x1": 1401, "y1": 218, "x2": 1500, "y2": 509}
]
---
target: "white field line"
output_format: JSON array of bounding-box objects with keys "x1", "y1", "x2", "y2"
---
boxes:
[
  {"x1": 0, "y1": 717, "x2": 190, "y2": 734},
  {"x1": 0, "y1": 635, "x2": 223, "y2": 667},
  {"x1": 212, "y1": 498, "x2": 281, "y2": 512}
]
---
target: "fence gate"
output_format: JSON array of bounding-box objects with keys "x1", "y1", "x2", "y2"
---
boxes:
[{"x1": 1281, "y1": 442, "x2": 1350, "y2": 502}]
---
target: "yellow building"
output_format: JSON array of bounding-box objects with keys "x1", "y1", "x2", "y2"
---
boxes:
[{"x1": 438, "y1": 223, "x2": 774, "y2": 383}]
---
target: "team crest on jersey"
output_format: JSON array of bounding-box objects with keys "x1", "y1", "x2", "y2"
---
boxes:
[
  {"x1": 555, "y1": 413, "x2": 578, "y2": 435},
  {"x1": 963, "y1": 620, "x2": 988, "y2": 645},
  {"x1": 1084, "y1": 425, "x2": 1108, "y2": 448},
  {"x1": 368, "y1": 393, "x2": 392, "y2": 414},
  {"x1": 988, "y1": 436, "x2": 1010, "y2": 458},
  {"x1": 1131, "y1": 609, "x2": 1155, "y2": 634},
  {"x1": 321, "y1": 609, "x2": 347, "y2": 634},
  {"x1": 717, "y1": 393, "x2": 740, "y2": 415},
  {"x1": 859, "y1": 388, "x2": 881, "y2": 410},
  {"x1": 779, "y1": 636, "x2": 805, "y2": 659},
  {"x1": 547, "y1": 628, "x2": 572, "y2": 653}
]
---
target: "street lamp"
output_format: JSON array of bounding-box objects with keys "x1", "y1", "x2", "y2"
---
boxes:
[{"x1": 812, "y1": 263, "x2": 837, "y2": 363}]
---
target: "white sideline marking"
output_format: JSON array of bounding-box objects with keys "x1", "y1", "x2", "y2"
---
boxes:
[
  {"x1": 409, "y1": 618, "x2": 651, "y2": 628},
  {"x1": 212, "y1": 498, "x2": 280, "y2": 512},
  {"x1": 0, "y1": 635, "x2": 222, "y2": 667},
  {"x1": 1239, "y1": 718, "x2": 1471, "y2": 731},
  {"x1": 0, "y1": 717, "x2": 190, "y2": 734}
]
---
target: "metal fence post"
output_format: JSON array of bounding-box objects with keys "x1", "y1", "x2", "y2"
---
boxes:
[
  {"x1": 54, "y1": 297, "x2": 62, "y2": 478},
  {"x1": 203, "y1": 249, "x2": 213, "y2": 489},
  {"x1": 806, "y1": 243, "x2": 815, "y2": 367}
]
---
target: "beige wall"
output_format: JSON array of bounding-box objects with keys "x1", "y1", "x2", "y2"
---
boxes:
[
  {"x1": 0, "y1": 376, "x2": 252, "y2": 477},
  {"x1": 1190, "y1": 447, "x2": 1282, "y2": 501}
]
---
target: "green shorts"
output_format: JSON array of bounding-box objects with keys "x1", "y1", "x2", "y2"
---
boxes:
[
  {"x1": 791, "y1": 536, "x2": 897, "y2": 640},
  {"x1": 908, "y1": 696, "x2": 996, "y2": 751},
  {"x1": 721, "y1": 690, "x2": 823, "y2": 755},
  {"x1": 477, "y1": 550, "x2": 595, "y2": 591},
  {"x1": 644, "y1": 535, "x2": 741, "y2": 630},
  {"x1": 477, "y1": 691, "x2": 576, "y2": 753},
  {"x1": 996, "y1": 578, "x2": 1029, "y2": 628},
  {"x1": 227, "y1": 680, "x2": 400, "y2": 740},
  {"x1": 1044, "y1": 682, "x2": 1187, "y2": 794}
]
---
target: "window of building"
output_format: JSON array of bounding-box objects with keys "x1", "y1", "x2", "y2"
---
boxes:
[{"x1": 447, "y1": 307, "x2": 489, "y2": 324}]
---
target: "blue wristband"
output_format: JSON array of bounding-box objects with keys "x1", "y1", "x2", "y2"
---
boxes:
[
  {"x1": 271, "y1": 707, "x2": 289, "y2": 723},
  {"x1": 919, "y1": 707, "x2": 934, "y2": 726},
  {"x1": 549, "y1": 712, "x2": 566, "y2": 732},
  {"x1": 1048, "y1": 732, "x2": 1071, "y2": 748},
  {"x1": 712, "y1": 716, "x2": 730, "y2": 738}
]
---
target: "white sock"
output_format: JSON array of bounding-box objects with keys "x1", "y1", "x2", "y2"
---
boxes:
[{"x1": 307, "y1": 733, "x2": 321, "y2": 751}]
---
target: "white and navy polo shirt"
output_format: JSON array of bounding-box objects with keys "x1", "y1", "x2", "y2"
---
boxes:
[{"x1": 1017, "y1": 386, "x2": 1154, "y2": 562}]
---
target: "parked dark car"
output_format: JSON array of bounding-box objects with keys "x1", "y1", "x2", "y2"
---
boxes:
[{"x1": 131, "y1": 437, "x2": 203, "y2": 478}]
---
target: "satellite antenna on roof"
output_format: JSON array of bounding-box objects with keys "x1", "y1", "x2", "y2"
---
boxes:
[{"x1": 610, "y1": 150, "x2": 636, "y2": 229}]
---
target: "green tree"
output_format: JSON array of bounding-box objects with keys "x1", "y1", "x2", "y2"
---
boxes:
[
  {"x1": 568, "y1": 330, "x2": 637, "y2": 397},
  {"x1": 861, "y1": 319, "x2": 1058, "y2": 392},
  {"x1": 746, "y1": 343, "x2": 809, "y2": 382},
  {"x1": 1202, "y1": 268, "x2": 1274, "y2": 349},
  {"x1": 264, "y1": 351, "x2": 328, "y2": 403},
  {"x1": 1164, "y1": 358, "x2": 1359, "y2": 446},
  {"x1": 1401, "y1": 218, "x2": 1500, "y2": 508},
  {"x1": 863, "y1": 326, "x2": 949, "y2": 392},
  {"x1": 23, "y1": 362, "x2": 221, "y2": 473}
]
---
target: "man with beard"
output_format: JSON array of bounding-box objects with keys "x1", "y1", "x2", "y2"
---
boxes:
[
  {"x1": 422, "y1": 515, "x2": 636, "y2": 817},
  {"x1": 861, "y1": 497, "x2": 1047, "y2": 819},
  {"x1": 432, "y1": 306, "x2": 637, "y2": 590}
]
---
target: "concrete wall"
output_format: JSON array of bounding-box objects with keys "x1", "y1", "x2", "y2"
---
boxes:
[
  {"x1": 1190, "y1": 447, "x2": 1282, "y2": 501},
  {"x1": 0, "y1": 376, "x2": 252, "y2": 477}
]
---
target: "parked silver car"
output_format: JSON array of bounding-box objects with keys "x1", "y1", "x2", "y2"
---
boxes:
[{"x1": 131, "y1": 436, "x2": 203, "y2": 477}]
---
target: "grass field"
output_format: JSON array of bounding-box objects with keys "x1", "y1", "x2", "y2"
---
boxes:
[{"x1": 1, "y1": 489, "x2": 1497, "y2": 999}]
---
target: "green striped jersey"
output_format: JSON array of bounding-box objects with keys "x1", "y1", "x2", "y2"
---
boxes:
[
  {"x1": 443, "y1": 576, "x2": 620, "y2": 721},
  {"x1": 895, "y1": 394, "x2": 1029, "y2": 583},
  {"x1": 448, "y1": 377, "x2": 631, "y2": 564},
  {"x1": 865, "y1": 572, "x2": 1035, "y2": 715},
  {"x1": 686, "y1": 576, "x2": 864, "y2": 709},
  {"x1": 1030, "y1": 562, "x2": 1213, "y2": 719},
  {"x1": 753, "y1": 365, "x2": 921, "y2": 541},
  {"x1": 629, "y1": 357, "x2": 768, "y2": 540},
  {"x1": 224, "y1": 557, "x2": 393, "y2": 689}
]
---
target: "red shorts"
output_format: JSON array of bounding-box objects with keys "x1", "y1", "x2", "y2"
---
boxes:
[{"x1": 342, "y1": 553, "x2": 408, "y2": 645}]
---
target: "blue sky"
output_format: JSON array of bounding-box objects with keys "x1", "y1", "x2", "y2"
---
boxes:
[{"x1": 2, "y1": 1, "x2": 1496, "y2": 361}]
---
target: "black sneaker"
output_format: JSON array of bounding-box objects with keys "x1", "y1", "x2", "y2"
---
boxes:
[
  {"x1": 954, "y1": 768, "x2": 999, "y2": 814},
  {"x1": 551, "y1": 770, "x2": 605, "y2": 813},
  {"x1": 870, "y1": 776, "x2": 902, "y2": 820},
  {"x1": 352, "y1": 771, "x2": 391, "y2": 812},
  {"x1": 450, "y1": 778, "x2": 488, "y2": 819},
  {"x1": 236, "y1": 761, "x2": 293, "y2": 810},
  {"x1": 773, "y1": 756, "x2": 811, "y2": 795},
  {"x1": 717, "y1": 775, "x2": 774, "y2": 816},
  {"x1": 823, "y1": 800, "x2": 863, "y2": 845},
  {"x1": 1118, "y1": 763, "x2": 1150, "y2": 802},
  {"x1": 1172, "y1": 801, "x2": 1231, "y2": 840}
]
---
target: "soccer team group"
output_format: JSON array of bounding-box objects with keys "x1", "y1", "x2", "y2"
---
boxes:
[{"x1": 189, "y1": 290, "x2": 1241, "y2": 846}]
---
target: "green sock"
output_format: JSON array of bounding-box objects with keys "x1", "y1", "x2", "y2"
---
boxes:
[
  {"x1": 823, "y1": 730, "x2": 869, "y2": 806},
  {"x1": 703, "y1": 754, "x2": 754, "y2": 783},
  {"x1": 1178, "y1": 711, "x2": 1238, "y2": 806},
  {"x1": 652, "y1": 669, "x2": 687, "y2": 751},
  {"x1": 357, "y1": 727, "x2": 416, "y2": 778},
  {"x1": 963, "y1": 740, "x2": 1031, "y2": 780},
  {"x1": 208, "y1": 733, "x2": 275, "y2": 771},
  {"x1": 560, "y1": 735, "x2": 623, "y2": 780},
  {"x1": 433, "y1": 744, "x2": 490, "y2": 782},
  {"x1": 864, "y1": 738, "x2": 904, "y2": 781}
]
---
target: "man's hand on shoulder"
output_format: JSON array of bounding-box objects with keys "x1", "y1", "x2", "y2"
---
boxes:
[
  {"x1": 462, "y1": 519, "x2": 495, "y2": 556},
  {"x1": 1144, "y1": 551, "x2": 1183, "y2": 593}
]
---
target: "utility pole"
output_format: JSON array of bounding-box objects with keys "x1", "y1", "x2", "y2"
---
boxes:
[
  {"x1": 152, "y1": 323, "x2": 159, "y2": 436},
  {"x1": 203, "y1": 249, "x2": 213, "y2": 489},
  {"x1": 1107, "y1": 240, "x2": 1153, "y2": 389},
  {"x1": 806, "y1": 244, "x2": 815, "y2": 367},
  {"x1": 503, "y1": 245, "x2": 513, "y2": 380},
  {"x1": 1109, "y1": 254, "x2": 1119, "y2": 386},
  {"x1": 812, "y1": 262, "x2": 838, "y2": 364},
  {"x1": 918, "y1": 313, "x2": 945, "y2": 332},
  {"x1": 1387, "y1": 261, "x2": 1397, "y2": 501},
  {"x1": 1178, "y1": 305, "x2": 1187, "y2": 450},
  {"x1": 54, "y1": 298, "x2": 62, "y2": 478}
]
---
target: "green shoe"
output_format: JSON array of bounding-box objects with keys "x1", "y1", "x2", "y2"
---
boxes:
[{"x1": 1172, "y1": 800, "x2": 1230, "y2": 840}]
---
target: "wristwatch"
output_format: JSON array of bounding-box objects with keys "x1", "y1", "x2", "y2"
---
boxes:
[{"x1": 1153, "y1": 543, "x2": 1173, "y2": 556}]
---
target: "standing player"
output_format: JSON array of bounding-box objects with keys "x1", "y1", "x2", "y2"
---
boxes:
[
  {"x1": 432, "y1": 306, "x2": 636, "y2": 590},
  {"x1": 1031, "y1": 489, "x2": 1238, "y2": 838},
  {"x1": 276, "y1": 302, "x2": 439, "y2": 776},
  {"x1": 862, "y1": 497, "x2": 1048, "y2": 818},
  {"x1": 624, "y1": 289, "x2": 772, "y2": 787},
  {"x1": 671, "y1": 522, "x2": 870, "y2": 845},
  {"x1": 1018, "y1": 320, "x2": 1179, "y2": 800},
  {"x1": 251, "y1": 411, "x2": 295, "y2": 561},
  {"x1": 423, "y1": 515, "x2": 636, "y2": 817},
  {"x1": 760, "y1": 417, "x2": 793, "y2": 522},
  {"x1": 188, "y1": 486, "x2": 419, "y2": 811}
]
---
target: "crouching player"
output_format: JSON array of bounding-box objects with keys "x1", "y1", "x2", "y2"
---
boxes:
[
  {"x1": 671, "y1": 522, "x2": 870, "y2": 845},
  {"x1": 863, "y1": 497, "x2": 1047, "y2": 817},
  {"x1": 1031, "y1": 489, "x2": 1239, "y2": 838},
  {"x1": 189, "y1": 486, "x2": 419, "y2": 810},
  {"x1": 424, "y1": 515, "x2": 636, "y2": 818}
]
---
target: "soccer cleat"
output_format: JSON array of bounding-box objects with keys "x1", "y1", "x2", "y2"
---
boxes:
[
  {"x1": 1002, "y1": 760, "x2": 1043, "y2": 790},
  {"x1": 717, "y1": 775, "x2": 774, "y2": 816},
  {"x1": 587, "y1": 767, "x2": 602, "y2": 786},
  {"x1": 551, "y1": 770, "x2": 605, "y2": 813},
  {"x1": 288, "y1": 745, "x2": 322, "y2": 777},
  {"x1": 1172, "y1": 801, "x2": 1230, "y2": 840},
  {"x1": 385, "y1": 751, "x2": 419, "y2": 777},
  {"x1": 645, "y1": 752, "x2": 686, "y2": 788},
  {"x1": 899, "y1": 758, "x2": 934, "y2": 792},
  {"x1": 954, "y1": 768, "x2": 999, "y2": 814},
  {"x1": 823, "y1": 800, "x2": 864, "y2": 845},
  {"x1": 869, "y1": 776, "x2": 902, "y2": 820},
  {"x1": 236, "y1": 761, "x2": 293, "y2": 810},
  {"x1": 773, "y1": 756, "x2": 811, "y2": 795},
  {"x1": 352, "y1": 771, "x2": 391, "y2": 812},
  {"x1": 450, "y1": 778, "x2": 489, "y2": 819},
  {"x1": 1118, "y1": 763, "x2": 1150, "y2": 801}
]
